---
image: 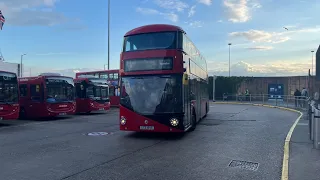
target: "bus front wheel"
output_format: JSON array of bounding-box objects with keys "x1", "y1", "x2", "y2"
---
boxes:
[
  {"x1": 19, "y1": 108, "x2": 26, "y2": 120},
  {"x1": 189, "y1": 110, "x2": 197, "y2": 132}
]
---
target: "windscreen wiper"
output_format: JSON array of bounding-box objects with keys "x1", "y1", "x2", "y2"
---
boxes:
[{"x1": 0, "y1": 100, "x2": 11, "y2": 105}]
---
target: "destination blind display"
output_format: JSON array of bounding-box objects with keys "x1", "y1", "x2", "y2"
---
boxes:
[{"x1": 124, "y1": 57, "x2": 172, "y2": 72}]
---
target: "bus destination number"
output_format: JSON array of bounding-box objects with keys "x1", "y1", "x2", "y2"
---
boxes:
[{"x1": 140, "y1": 126, "x2": 154, "y2": 130}]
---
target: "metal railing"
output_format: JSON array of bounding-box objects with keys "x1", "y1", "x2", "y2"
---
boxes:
[
  {"x1": 308, "y1": 101, "x2": 320, "y2": 149},
  {"x1": 217, "y1": 94, "x2": 310, "y2": 110}
]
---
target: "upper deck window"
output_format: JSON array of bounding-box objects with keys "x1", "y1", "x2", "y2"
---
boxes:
[{"x1": 123, "y1": 32, "x2": 177, "y2": 52}]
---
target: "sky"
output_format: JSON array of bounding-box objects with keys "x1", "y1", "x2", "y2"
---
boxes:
[{"x1": 0, "y1": 0, "x2": 319, "y2": 77}]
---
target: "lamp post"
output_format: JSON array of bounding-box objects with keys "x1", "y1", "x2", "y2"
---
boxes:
[
  {"x1": 107, "y1": 0, "x2": 110, "y2": 70},
  {"x1": 311, "y1": 50, "x2": 315, "y2": 76},
  {"x1": 228, "y1": 43, "x2": 232, "y2": 77},
  {"x1": 20, "y1": 54, "x2": 26, "y2": 77}
]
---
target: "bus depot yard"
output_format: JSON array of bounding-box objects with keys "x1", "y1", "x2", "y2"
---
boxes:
[
  {"x1": 1, "y1": 24, "x2": 319, "y2": 180},
  {"x1": 0, "y1": 104, "x2": 316, "y2": 180}
]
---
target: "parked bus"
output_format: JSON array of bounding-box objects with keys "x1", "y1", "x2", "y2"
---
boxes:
[
  {"x1": 19, "y1": 73, "x2": 76, "y2": 119},
  {"x1": 75, "y1": 69, "x2": 120, "y2": 106},
  {"x1": 119, "y1": 24, "x2": 209, "y2": 132},
  {"x1": 74, "y1": 75, "x2": 111, "y2": 113},
  {"x1": 0, "y1": 71, "x2": 19, "y2": 120}
]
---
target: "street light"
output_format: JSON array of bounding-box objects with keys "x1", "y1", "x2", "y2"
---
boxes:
[
  {"x1": 107, "y1": 0, "x2": 110, "y2": 70},
  {"x1": 311, "y1": 50, "x2": 315, "y2": 76},
  {"x1": 20, "y1": 54, "x2": 26, "y2": 77},
  {"x1": 228, "y1": 43, "x2": 232, "y2": 77}
]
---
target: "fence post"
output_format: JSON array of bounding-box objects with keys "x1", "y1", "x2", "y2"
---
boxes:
[
  {"x1": 262, "y1": 94, "x2": 265, "y2": 104},
  {"x1": 286, "y1": 95, "x2": 289, "y2": 107},
  {"x1": 313, "y1": 109, "x2": 320, "y2": 149}
]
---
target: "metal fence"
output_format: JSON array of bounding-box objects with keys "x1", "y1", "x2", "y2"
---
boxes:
[
  {"x1": 308, "y1": 101, "x2": 320, "y2": 149},
  {"x1": 218, "y1": 94, "x2": 310, "y2": 111}
]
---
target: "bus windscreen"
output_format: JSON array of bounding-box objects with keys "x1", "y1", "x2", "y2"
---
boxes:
[
  {"x1": 120, "y1": 74, "x2": 182, "y2": 114},
  {"x1": 124, "y1": 32, "x2": 177, "y2": 52},
  {"x1": 0, "y1": 72, "x2": 18, "y2": 104},
  {"x1": 46, "y1": 77, "x2": 75, "y2": 103}
]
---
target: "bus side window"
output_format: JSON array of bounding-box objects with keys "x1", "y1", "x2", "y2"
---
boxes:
[
  {"x1": 19, "y1": 84, "x2": 28, "y2": 97},
  {"x1": 30, "y1": 84, "x2": 42, "y2": 101}
]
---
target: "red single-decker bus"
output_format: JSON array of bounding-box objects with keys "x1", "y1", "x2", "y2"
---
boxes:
[
  {"x1": 75, "y1": 69, "x2": 120, "y2": 107},
  {"x1": 0, "y1": 71, "x2": 19, "y2": 120},
  {"x1": 74, "y1": 76, "x2": 111, "y2": 113},
  {"x1": 19, "y1": 73, "x2": 76, "y2": 119},
  {"x1": 119, "y1": 24, "x2": 209, "y2": 133}
]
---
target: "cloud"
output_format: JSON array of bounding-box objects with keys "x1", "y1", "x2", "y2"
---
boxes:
[
  {"x1": 188, "y1": 5, "x2": 196, "y2": 17},
  {"x1": 229, "y1": 29, "x2": 290, "y2": 43},
  {"x1": 229, "y1": 27, "x2": 320, "y2": 45},
  {"x1": 35, "y1": 52, "x2": 75, "y2": 56},
  {"x1": 136, "y1": 7, "x2": 159, "y2": 15},
  {"x1": 188, "y1": 20, "x2": 204, "y2": 28},
  {"x1": 208, "y1": 60, "x2": 311, "y2": 76},
  {"x1": 164, "y1": 12, "x2": 179, "y2": 22},
  {"x1": 22, "y1": 66, "x2": 102, "y2": 77},
  {"x1": 246, "y1": 46, "x2": 273, "y2": 50},
  {"x1": 136, "y1": 7, "x2": 178, "y2": 22},
  {"x1": 154, "y1": 0, "x2": 189, "y2": 12},
  {"x1": 197, "y1": 0, "x2": 212, "y2": 6},
  {"x1": 0, "y1": 0, "x2": 78, "y2": 27},
  {"x1": 223, "y1": 0, "x2": 261, "y2": 23}
]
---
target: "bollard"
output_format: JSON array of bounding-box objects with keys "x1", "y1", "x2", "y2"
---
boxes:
[
  {"x1": 313, "y1": 109, "x2": 320, "y2": 149},
  {"x1": 310, "y1": 105, "x2": 315, "y2": 141}
]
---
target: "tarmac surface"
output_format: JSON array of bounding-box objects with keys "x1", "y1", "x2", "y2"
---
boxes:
[{"x1": 0, "y1": 104, "x2": 299, "y2": 180}]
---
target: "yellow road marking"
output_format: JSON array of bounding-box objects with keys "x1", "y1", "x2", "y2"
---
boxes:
[{"x1": 212, "y1": 101, "x2": 303, "y2": 180}]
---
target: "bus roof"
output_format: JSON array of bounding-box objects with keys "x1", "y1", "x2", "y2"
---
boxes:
[
  {"x1": 0, "y1": 70, "x2": 16, "y2": 75},
  {"x1": 75, "y1": 69, "x2": 119, "y2": 76},
  {"x1": 124, "y1": 24, "x2": 184, "y2": 37},
  {"x1": 18, "y1": 75, "x2": 73, "y2": 82}
]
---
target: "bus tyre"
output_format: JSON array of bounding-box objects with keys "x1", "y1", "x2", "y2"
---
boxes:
[
  {"x1": 19, "y1": 108, "x2": 26, "y2": 120},
  {"x1": 203, "y1": 103, "x2": 208, "y2": 118},
  {"x1": 189, "y1": 111, "x2": 197, "y2": 131}
]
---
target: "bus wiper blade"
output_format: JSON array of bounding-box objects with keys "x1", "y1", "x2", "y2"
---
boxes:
[{"x1": 0, "y1": 101, "x2": 11, "y2": 105}]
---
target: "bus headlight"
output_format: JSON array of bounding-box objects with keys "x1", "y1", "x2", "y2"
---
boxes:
[
  {"x1": 120, "y1": 116, "x2": 126, "y2": 125},
  {"x1": 170, "y1": 118, "x2": 179, "y2": 127}
]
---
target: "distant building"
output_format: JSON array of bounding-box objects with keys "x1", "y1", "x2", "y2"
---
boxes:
[{"x1": 0, "y1": 61, "x2": 20, "y2": 76}]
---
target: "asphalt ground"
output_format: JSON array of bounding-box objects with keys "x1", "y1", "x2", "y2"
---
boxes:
[{"x1": 0, "y1": 105, "x2": 299, "y2": 180}]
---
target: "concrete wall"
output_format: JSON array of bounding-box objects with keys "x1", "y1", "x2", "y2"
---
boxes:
[{"x1": 237, "y1": 76, "x2": 312, "y2": 96}]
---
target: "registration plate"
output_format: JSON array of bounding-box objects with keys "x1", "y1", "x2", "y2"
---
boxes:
[
  {"x1": 99, "y1": 108, "x2": 104, "y2": 111},
  {"x1": 140, "y1": 126, "x2": 154, "y2": 130},
  {"x1": 59, "y1": 113, "x2": 67, "y2": 116}
]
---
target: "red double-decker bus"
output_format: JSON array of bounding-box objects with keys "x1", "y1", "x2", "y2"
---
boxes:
[
  {"x1": 75, "y1": 69, "x2": 120, "y2": 107},
  {"x1": 119, "y1": 24, "x2": 209, "y2": 133},
  {"x1": 0, "y1": 71, "x2": 19, "y2": 120},
  {"x1": 18, "y1": 73, "x2": 76, "y2": 119},
  {"x1": 74, "y1": 76, "x2": 111, "y2": 113}
]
